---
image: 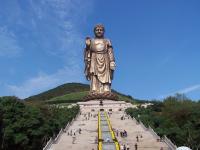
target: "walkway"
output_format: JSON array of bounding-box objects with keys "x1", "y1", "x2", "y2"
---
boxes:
[
  {"x1": 48, "y1": 100, "x2": 170, "y2": 150},
  {"x1": 50, "y1": 110, "x2": 98, "y2": 150},
  {"x1": 98, "y1": 111, "x2": 120, "y2": 150},
  {"x1": 110, "y1": 111, "x2": 169, "y2": 150}
]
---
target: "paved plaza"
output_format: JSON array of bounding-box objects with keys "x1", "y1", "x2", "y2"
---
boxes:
[{"x1": 49, "y1": 100, "x2": 169, "y2": 150}]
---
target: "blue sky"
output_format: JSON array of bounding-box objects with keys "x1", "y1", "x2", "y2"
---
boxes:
[{"x1": 0, "y1": 0, "x2": 200, "y2": 100}]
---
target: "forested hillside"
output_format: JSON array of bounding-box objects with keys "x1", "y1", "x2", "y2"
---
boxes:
[
  {"x1": 126, "y1": 94, "x2": 200, "y2": 149},
  {"x1": 25, "y1": 83, "x2": 139, "y2": 104},
  {"x1": 25, "y1": 83, "x2": 89, "y2": 102}
]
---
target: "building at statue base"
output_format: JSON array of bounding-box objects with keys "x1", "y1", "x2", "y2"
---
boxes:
[{"x1": 78, "y1": 100, "x2": 135, "y2": 112}]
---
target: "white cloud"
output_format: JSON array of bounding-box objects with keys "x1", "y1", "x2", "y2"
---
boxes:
[
  {"x1": 27, "y1": 0, "x2": 93, "y2": 64},
  {"x1": 175, "y1": 84, "x2": 200, "y2": 94},
  {"x1": 0, "y1": 27, "x2": 22, "y2": 57},
  {"x1": 158, "y1": 84, "x2": 200, "y2": 99},
  {"x1": 7, "y1": 65, "x2": 84, "y2": 98},
  {"x1": 2, "y1": 0, "x2": 93, "y2": 98}
]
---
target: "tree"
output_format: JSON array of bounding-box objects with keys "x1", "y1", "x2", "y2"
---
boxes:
[
  {"x1": 0, "y1": 96, "x2": 79, "y2": 150},
  {"x1": 125, "y1": 94, "x2": 200, "y2": 149}
]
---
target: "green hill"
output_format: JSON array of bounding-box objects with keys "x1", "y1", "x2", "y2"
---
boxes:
[
  {"x1": 25, "y1": 83, "x2": 89, "y2": 102},
  {"x1": 25, "y1": 82, "x2": 138, "y2": 104}
]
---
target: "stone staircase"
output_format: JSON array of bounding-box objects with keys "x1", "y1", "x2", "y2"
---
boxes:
[{"x1": 45, "y1": 100, "x2": 173, "y2": 150}]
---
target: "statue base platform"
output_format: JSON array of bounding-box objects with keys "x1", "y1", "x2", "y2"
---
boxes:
[{"x1": 83, "y1": 92, "x2": 118, "y2": 101}]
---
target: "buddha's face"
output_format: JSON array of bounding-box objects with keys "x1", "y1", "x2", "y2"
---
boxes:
[{"x1": 94, "y1": 27, "x2": 104, "y2": 38}]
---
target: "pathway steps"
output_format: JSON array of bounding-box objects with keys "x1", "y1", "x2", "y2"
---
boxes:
[
  {"x1": 98, "y1": 112, "x2": 120, "y2": 150},
  {"x1": 48, "y1": 100, "x2": 170, "y2": 150}
]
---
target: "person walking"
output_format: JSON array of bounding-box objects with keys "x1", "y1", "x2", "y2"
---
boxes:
[
  {"x1": 136, "y1": 135, "x2": 139, "y2": 142},
  {"x1": 126, "y1": 143, "x2": 130, "y2": 150},
  {"x1": 135, "y1": 143, "x2": 138, "y2": 150}
]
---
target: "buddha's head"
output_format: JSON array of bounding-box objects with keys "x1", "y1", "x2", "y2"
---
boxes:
[{"x1": 94, "y1": 24, "x2": 105, "y2": 38}]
